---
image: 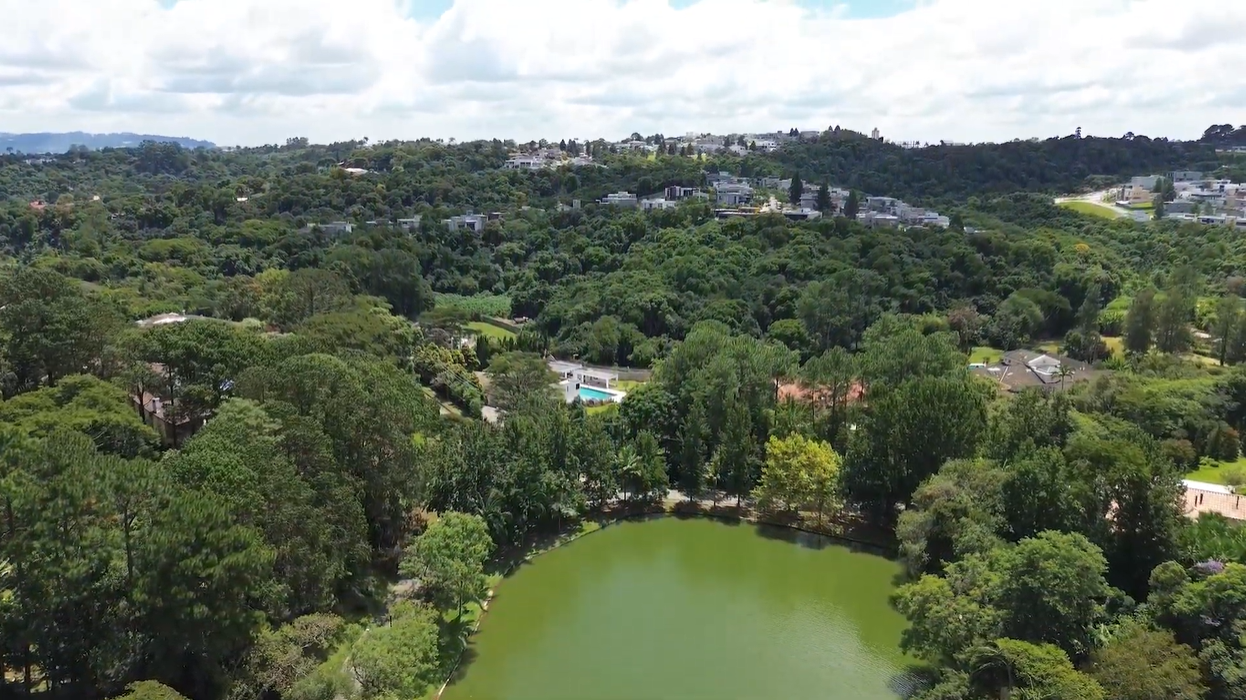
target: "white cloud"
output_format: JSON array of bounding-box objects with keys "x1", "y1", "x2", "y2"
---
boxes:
[{"x1": 0, "y1": 0, "x2": 1241, "y2": 145}]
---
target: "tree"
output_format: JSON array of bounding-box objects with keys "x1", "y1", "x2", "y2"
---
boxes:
[
  {"x1": 843, "y1": 189, "x2": 860, "y2": 219},
  {"x1": 400, "y1": 512, "x2": 494, "y2": 619},
  {"x1": 966, "y1": 638, "x2": 1105, "y2": 700},
  {"x1": 678, "y1": 398, "x2": 710, "y2": 500},
  {"x1": 621, "y1": 431, "x2": 669, "y2": 503},
  {"x1": 486, "y1": 351, "x2": 557, "y2": 412},
  {"x1": 844, "y1": 375, "x2": 988, "y2": 518},
  {"x1": 717, "y1": 394, "x2": 756, "y2": 507},
  {"x1": 350, "y1": 601, "x2": 441, "y2": 700},
  {"x1": 1154, "y1": 196, "x2": 1166, "y2": 219},
  {"x1": 992, "y1": 531, "x2": 1110, "y2": 658},
  {"x1": 897, "y1": 459, "x2": 1006, "y2": 575},
  {"x1": 752, "y1": 434, "x2": 840, "y2": 522},
  {"x1": 1088, "y1": 621, "x2": 1206, "y2": 700},
  {"x1": 1155, "y1": 286, "x2": 1194, "y2": 354},
  {"x1": 1124, "y1": 288, "x2": 1158, "y2": 355},
  {"x1": 947, "y1": 305, "x2": 983, "y2": 354},
  {"x1": 116, "y1": 681, "x2": 190, "y2": 700},
  {"x1": 1212, "y1": 295, "x2": 1242, "y2": 366},
  {"x1": 987, "y1": 292, "x2": 1044, "y2": 350},
  {"x1": 815, "y1": 182, "x2": 831, "y2": 213},
  {"x1": 0, "y1": 267, "x2": 120, "y2": 395},
  {"x1": 788, "y1": 173, "x2": 803, "y2": 205}
]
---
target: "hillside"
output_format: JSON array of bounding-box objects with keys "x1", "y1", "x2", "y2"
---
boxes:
[{"x1": 0, "y1": 131, "x2": 215, "y2": 154}]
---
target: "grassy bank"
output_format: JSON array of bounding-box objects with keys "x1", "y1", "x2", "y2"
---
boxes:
[
  {"x1": 466, "y1": 321, "x2": 516, "y2": 340},
  {"x1": 1059, "y1": 201, "x2": 1121, "y2": 219}
]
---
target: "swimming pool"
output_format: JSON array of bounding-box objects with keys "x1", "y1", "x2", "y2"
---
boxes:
[{"x1": 579, "y1": 386, "x2": 617, "y2": 401}]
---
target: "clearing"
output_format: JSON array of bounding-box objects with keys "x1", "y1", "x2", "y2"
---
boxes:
[
  {"x1": 467, "y1": 321, "x2": 517, "y2": 341},
  {"x1": 1058, "y1": 201, "x2": 1122, "y2": 219},
  {"x1": 1186, "y1": 457, "x2": 1246, "y2": 486}
]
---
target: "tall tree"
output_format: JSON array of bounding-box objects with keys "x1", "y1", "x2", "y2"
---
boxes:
[
  {"x1": 815, "y1": 182, "x2": 831, "y2": 212},
  {"x1": 788, "y1": 173, "x2": 803, "y2": 205},
  {"x1": 1212, "y1": 295, "x2": 1242, "y2": 366},
  {"x1": 1155, "y1": 286, "x2": 1194, "y2": 354},
  {"x1": 400, "y1": 512, "x2": 494, "y2": 619},
  {"x1": 486, "y1": 351, "x2": 557, "y2": 412},
  {"x1": 1124, "y1": 288, "x2": 1158, "y2": 355},
  {"x1": 0, "y1": 267, "x2": 120, "y2": 396},
  {"x1": 843, "y1": 189, "x2": 860, "y2": 219}
]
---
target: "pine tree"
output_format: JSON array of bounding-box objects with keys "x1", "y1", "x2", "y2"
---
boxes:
[
  {"x1": 844, "y1": 190, "x2": 860, "y2": 219},
  {"x1": 816, "y1": 183, "x2": 831, "y2": 213},
  {"x1": 1123, "y1": 288, "x2": 1157, "y2": 355},
  {"x1": 789, "y1": 174, "x2": 803, "y2": 205},
  {"x1": 679, "y1": 400, "x2": 709, "y2": 500}
]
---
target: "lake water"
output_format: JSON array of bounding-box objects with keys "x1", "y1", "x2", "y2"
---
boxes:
[{"x1": 442, "y1": 516, "x2": 911, "y2": 700}]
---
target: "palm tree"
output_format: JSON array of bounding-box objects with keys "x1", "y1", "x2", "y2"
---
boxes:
[{"x1": 1055, "y1": 364, "x2": 1074, "y2": 390}]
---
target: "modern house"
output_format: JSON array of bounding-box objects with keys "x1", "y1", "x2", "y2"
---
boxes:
[
  {"x1": 782, "y1": 208, "x2": 822, "y2": 221},
  {"x1": 642, "y1": 198, "x2": 676, "y2": 211},
  {"x1": 397, "y1": 216, "x2": 421, "y2": 232},
  {"x1": 316, "y1": 221, "x2": 354, "y2": 236},
  {"x1": 664, "y1": 185, "x2": 701, "y2": 200},
  {"x1": 504, "y1": 155, "x2": 545, "y2": 170},
  {"x1": 716, "y1": 183, "x2": 754, "y2": 206},
  {"x1": 1171, "y1": 170, "x2": 1203, "y2": 183},
  {"x1": 444, "y1": 213, "x2": 488, "y2": 232},
  {"x1": 601, "y1": 192, "x2": 639, "y2": 208}
]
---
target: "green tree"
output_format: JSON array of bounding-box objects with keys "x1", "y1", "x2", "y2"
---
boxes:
[
  {"x1": 717, "y1": 394, "x2": 756, "y2": 506},
  {"x1": 992, "y1": 531, "x2": 1110, "y2": 658},
  {"x1": 966, "y1": 638, "x2": 1105, "y2": 700},
  {"x1": 1155, "y1": 286, "x2": 1194, "y2": 354},
  {"x1": 116, "y1": 681, "x2": 190, "y2": 700},
  {"x1": 1212, "y1": 295, "x2": 1242, "y2": 366},
  {"x1": 400, "y1": 512, "x2": 494, "y2": 619},
  {"x1": 1124, "y1": 288, "x2": 1158, "y2": 355},
  {"x1": 844, "y1": 375, "x2": 988, "y2": 519},
  {"x1": 816, "y1": 182, "x2": 832, "y2": 212},
  {"x1": 752, "y1": 433, "x2": 840, "y2": 522},
  {"x1": 788, "y1": 173, "x2": 803, "y2": 205},
  {"x1": 486, "y1": 351, "x2": 557, "y2": 412},
  {"x1": 350, "y1": 601, "x2": 441, "y2": 700},
  {"x1": 843, "y1": 189, "x2": 860, "y2": 219},
  {"x1": 1088, "y1": 620, "x2": 1206, "y2": 700},
  {"x1": 678, "y1": 398, "x2": 710, "y2": 500},
  {"x1": 0, "y1": 267, "x2": 121, "y2": 395}
]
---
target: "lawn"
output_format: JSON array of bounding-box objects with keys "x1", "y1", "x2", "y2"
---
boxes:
[
  {"x1": 1058, "y1": 201, "x2": 1121, "y2": 219},
  {"x1": 1186, "y1": 457, "x2": 1246, "y2": 486},
  {"x1": 466, "y1": 321, "x2": 516, "y2": 341},
  {"x1": 968, "y1": 346, "x2": 1006, "y2": 364}
]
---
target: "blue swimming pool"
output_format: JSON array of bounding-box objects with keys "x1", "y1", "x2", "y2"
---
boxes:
[{"x1": 579, "y1": 386, "x2": 616, "y2": 401}]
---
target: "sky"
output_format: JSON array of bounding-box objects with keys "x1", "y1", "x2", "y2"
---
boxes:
[{"x1": 1, "y1": 0, "x2": 1243, "y2": 146}]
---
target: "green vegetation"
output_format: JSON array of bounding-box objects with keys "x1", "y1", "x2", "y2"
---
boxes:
[
  {"x1": 4, "y1": 131, "x2": 1246, "y2": 700},
  {"x1": 434, "y1": 293, "x2": 512, "y2": 318},
  {"x1": 969, "y1": 345, "x2": 1006, "y2": 364},
  {"x1": 1059, "y1": 200, "x2": 1121, "y2": 219},
  {"x1": 465, "y1": 321, "x2": 516, "y2": 340}
]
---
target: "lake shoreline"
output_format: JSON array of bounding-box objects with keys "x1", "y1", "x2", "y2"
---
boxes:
[{"x1": 433, "y1": 498, "x2": 898, "y2": 699}]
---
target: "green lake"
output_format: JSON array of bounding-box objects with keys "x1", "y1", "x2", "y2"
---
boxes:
[{"x1": 442, "y1": 516, "x2": 913, "y2": 700}]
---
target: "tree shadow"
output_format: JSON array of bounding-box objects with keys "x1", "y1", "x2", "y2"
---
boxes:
[
  {"x1": 889, "y1": 665, "x2": 937, "y2": 699},
  {"x1": 437, "y1": 616, "x2": 482, "y2": 691}
]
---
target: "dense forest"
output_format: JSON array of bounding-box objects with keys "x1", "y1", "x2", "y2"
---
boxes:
[{"x1": 4, "y1": 130, "x2": 1246, "y2": 699}]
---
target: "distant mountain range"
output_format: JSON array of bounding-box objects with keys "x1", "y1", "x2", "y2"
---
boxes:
[{"x1": 0, "y1": 132, "x2": 215, "y2": 154}]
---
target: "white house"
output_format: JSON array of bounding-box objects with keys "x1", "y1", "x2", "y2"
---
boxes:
[
  {"x1": 444, "y1": 214, "x2": 487, "y2": 232},
  {"x1": 601, "y1": 192, "x2": 639, "y2": 208}
]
